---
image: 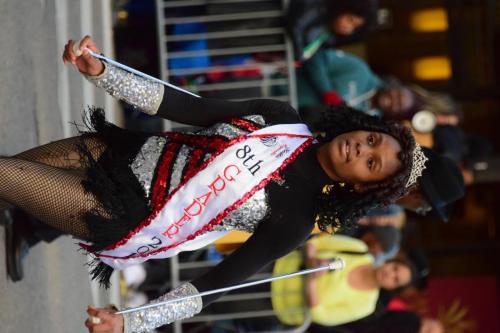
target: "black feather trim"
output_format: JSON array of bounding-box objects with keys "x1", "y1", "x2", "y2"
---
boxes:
[{"x1": 77, "y1": 107, "x2": 152, "y2": 287}]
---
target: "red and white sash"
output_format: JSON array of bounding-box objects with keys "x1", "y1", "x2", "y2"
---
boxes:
[{"x1": 95, "y1": 124, "x2": 313, "y2": 269}]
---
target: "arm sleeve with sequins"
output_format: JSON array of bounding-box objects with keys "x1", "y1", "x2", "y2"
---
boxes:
[
  {"x1": 85, "y1": 62, "x2": 165, "y2": 115},
  {"x1": 85, "y1": 61, "x2": 301, "y2": 125}
]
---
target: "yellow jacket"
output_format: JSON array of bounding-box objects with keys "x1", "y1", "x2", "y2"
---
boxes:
[{"x1": 271, "y1": 235, "x2": 379, "y2": 326}]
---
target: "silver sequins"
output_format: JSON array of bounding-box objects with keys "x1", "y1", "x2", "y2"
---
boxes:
[
  {"x1": 123, "y1": 283, "x2": 202, "y2": 333},
  {"x1": 194, "y1": 120, "x2": 271, "y2": 232},
  {"x1": 86, "y1": 62, "x2": 164, "y2": 115},
  {"x1": 131, "y1": 136, "x2": 167, "y2": 198},
  {"x1": 131, "y1": 117, "x2": 270, "y2": 234},
  {"x1": 169, "y1": 145, "x2": 192, "y2": 193},
  {"x1": 213, "y1": 189, "x2": 270, "y2": 233}
]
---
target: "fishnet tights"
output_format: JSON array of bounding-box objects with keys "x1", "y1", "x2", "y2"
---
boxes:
[{"x1": 0, "y1": 135, "x2": 108, "y2": 240}]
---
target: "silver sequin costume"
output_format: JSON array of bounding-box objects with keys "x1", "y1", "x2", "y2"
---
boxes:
[
  {"x1": 130, "y1": 119, "x2": 270, "y2": 233},
  {"x1": 123, "y1": 283, "x2": 202, "y2": 333},
  {"x1": 88, "y1": 62, "x2": 270, "y2": 233},
  {"x1": 87, "y1": 62, "x2": 273, "y2": 329}
]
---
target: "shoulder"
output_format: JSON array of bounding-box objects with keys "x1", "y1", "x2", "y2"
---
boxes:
[{"x1": 248, "y1": 99, "x2": 301, "y2": 124}]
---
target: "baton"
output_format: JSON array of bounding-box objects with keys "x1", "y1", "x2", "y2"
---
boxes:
[
  {"x1": 72, "y1": 40, "x2": 200, "y2": 98},
  {"x1": 114, "y1": 258, "x2": 345, "y2": 315}
]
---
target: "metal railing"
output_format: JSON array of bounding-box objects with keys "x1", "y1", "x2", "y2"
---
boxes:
[
  {"x1": 154, "y1": 1, "x2": 304, "y2": 331},
  {"x1": 156, "y1": 0, "x2": 298, "y2": 130}
]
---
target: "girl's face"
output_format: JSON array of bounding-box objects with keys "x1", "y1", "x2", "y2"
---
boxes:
[
  {"x1": 376, "y1": 261, "x2": 412, "y2": 290},
  {"x1": 322, "y1": 130, "x2": 402, "y2": 186},
  {"x1": 331, "y1": 13, "x2": 365, "y2": 36}
]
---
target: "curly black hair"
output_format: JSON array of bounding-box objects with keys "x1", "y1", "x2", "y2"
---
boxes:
[{"x1": 312, "y1": 105, "x2": 416, "y2": 232}]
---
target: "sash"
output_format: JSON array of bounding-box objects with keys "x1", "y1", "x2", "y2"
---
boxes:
[{"x1": 95, "y1": 124, "x2": 313, "y2": 269}]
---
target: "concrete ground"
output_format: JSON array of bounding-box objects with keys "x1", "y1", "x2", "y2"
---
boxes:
[{"x1": 0, "y1": 1, "x2": 117, "y2": 332}]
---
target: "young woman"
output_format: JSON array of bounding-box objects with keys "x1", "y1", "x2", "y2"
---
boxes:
[
  {"x1": 0, "y1": 36, "x2": 424, "y2": 333},
  {"x1": 272, "y1": 235, "x2": 416, "y2": 327}
]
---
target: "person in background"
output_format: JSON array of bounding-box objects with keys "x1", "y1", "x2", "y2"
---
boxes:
[
  {"x1": 296, "y1": 50, "x2": 460, "y2": 129},
  {"x1": 296, "y1": 50, "x2": 410, "y2": 119},
  {"x1": 286, "y1": 0, "x2": 379, "y2": 62},
  {"x1": 343, "y1": 225, "x2": 402, "y2": 266},
  {"x1": 271, "y1": 234, "x2": 417, "y2": 327},
  {"x1": 432, "y1": 125, "x2": 493, "y2": 186}
]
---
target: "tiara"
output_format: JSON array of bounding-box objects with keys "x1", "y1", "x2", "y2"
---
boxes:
[{"x1": 406, "y1": 144, "x2": 428, "y2": 188}]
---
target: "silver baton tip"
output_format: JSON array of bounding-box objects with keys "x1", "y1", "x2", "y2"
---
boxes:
[{"x1": 328, "y1": 258, "x2": 346, "y2": 270}]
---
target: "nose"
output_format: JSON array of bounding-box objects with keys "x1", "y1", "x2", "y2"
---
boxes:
[{"x1": 356, "y1": 142, "x2": 370, "y2": 157}]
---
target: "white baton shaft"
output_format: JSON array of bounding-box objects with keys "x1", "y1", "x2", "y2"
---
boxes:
[
  {"x1": 72, "y1": 39, "x2": 200, "y2": 98},
  {"x1": 115, "y1": 258, "x2": 346, "y2": 315}
]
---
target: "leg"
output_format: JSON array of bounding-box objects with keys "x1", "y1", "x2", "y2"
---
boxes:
[
  {"x1": 0, "y1": 157, "x2": 107, "y2": 240},
  {"x1": 0, "y1": 135, "x2": 107, "y2": 210},
  {"x1": 14, "y1": 134, "x2": 107, "y2": 170}
]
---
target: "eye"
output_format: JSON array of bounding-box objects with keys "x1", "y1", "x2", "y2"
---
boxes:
[
  {"x1": 367, "y1": 157, "x2": 374, "y2": 170},
  {"x1": 367, "y1": 134, "x2": 375, "y2": 146}
]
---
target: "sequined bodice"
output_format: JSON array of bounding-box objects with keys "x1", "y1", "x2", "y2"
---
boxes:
[{"x1": 130, "y1": 116, "x2": 270, "y2": 233}]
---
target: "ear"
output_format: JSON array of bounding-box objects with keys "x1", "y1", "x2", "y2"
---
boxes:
[{"x1": 353, "y1": 183, "x2": 365, "y2": 193}]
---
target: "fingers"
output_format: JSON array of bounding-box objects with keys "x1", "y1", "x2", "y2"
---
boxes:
[
  {"x1": 62, "y1": 40, "x2": 77, "y2": 65},
  {"x1": 80, "y1": 35, "x2": 101, "y2": 54},
  {"x1": 62, "y1": 35, "x2": 100, "y2": 65},
  {"x1": 85, "y1": 306, "x2": 118, "y2": 333},
  {"x1": 62, "y1": 36, "x2": 104, "y2": 75},
  {"x1": 85, "y1": 318, "x2": 112, "y2": 332}
]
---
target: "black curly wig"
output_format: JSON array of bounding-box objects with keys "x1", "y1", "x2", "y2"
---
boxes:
[{"x1": 312, "y1": 105, "x2": 416, "y2": 232}]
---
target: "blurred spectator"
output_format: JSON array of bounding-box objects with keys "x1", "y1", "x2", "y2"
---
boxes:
[
  {"x1": 296, "y1": 50, "x2": 383, "y2": 117},
  {"x1": 432, "y1": 125, "x2": 493, "y2": 185},
  {"x1": 358, "y1": 204, "x2": 406, "y2": 228},
  {"x1": 270, "y1": 234, "x2": 417, "y2": 327},
  {"x1": 409, "y1": 84, "x2": 462, "y2": 127},
  {"x1": 286, "y1": 0, "x2": 379, "y2": 62},
  {"x1": 339, "y1": 225, "x2": 402, "y2": 266},
  {"x1": 295, "y1": 50, "x2": 460, "y2": 130}
]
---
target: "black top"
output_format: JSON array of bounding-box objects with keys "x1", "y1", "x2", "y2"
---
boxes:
[{"x1": 157, "y1": 87, "x2": 332, "y2": 306}]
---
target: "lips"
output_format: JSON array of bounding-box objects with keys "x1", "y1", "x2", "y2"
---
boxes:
[{"x1": 343, "y1": 140, "x2": 350, "y2": 162}]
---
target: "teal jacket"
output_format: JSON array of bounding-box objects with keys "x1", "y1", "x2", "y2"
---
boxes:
[{"x1": 296, "y1": 49, "x2": 383, "y2": 116}]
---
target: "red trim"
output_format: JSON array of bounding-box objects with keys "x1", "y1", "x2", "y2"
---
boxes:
[
  {"x1": 95, "y1": 131, "x2": 313, "y2": 254},
  {"x1": 164, "y1": 132, "x2": 229, "y2": 151},
  {"x1": 229, "y1": 118, "x2": 260, "y2": 132},
  {"x1": 183, "y1": 148, "x2": 204, "y2": 183},
  {"x1": 150, "y1": 143, "x2": 180, "y2": 208}
]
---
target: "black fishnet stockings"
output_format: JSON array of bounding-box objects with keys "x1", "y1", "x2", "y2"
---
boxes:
[{"x1": 0, "y1": 135, "x2": 108, "y2": 240}]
